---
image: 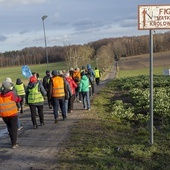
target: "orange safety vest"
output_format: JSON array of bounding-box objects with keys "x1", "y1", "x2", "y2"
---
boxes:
[
  {"x1": 51, "y1": 76, "x2": 65, "y2": 98},
  {"x1": 73, "y1": 71, "x2": 81, "y2": 83},
  {"x1": 0, "y1": 95, "x2": 18, "y2": 117}
]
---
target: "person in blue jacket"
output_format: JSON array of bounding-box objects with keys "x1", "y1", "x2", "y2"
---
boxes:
[{"x1": 86, "y1": 64, "x2": 95, "y2": 96}]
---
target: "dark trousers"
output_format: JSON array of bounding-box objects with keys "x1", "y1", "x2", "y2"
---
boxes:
[
  {"x1": 75, "y1": 86, "x2": 81, "y2": 101},
  {"x1": 89, "y1": 87, "x2": 92, "y2": 96},
  {"x1": 95, "y1": 77, "x2": 100, "y2": 85},
  {"x1": 91, "y1": 83, "x2": 95, "y2": 95},
  {"x1": 47, "y1": 90, "x2": 52, "y2": 108},
  {"x1": 3, "y1": 115, "x2": 18, "y2": 146},
  {"x1": 52, "y1": 98, "x2": 66, "y2": 119},
  {"x1": 29, "y1": 105, "x2": 44, "y2": 126},
  {"x1": 68, "y1": 94, "x2": 75, "y2": 112},
  {"x1": 16, "y1": 95, "x2": 25, "y2": 113}
]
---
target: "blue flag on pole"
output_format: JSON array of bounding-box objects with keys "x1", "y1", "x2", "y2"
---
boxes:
[{"x1": 22, "y1": 65, "x2": 32, "y2": 78}]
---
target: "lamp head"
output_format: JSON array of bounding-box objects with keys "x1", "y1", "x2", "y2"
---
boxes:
[{"x1": 42, "y1": 15, "x2": 48, "y2": 20}]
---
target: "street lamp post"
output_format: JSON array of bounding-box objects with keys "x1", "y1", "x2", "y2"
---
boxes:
[{"x1": 42, "y1": 15, "x2": 49, "y2": 69}]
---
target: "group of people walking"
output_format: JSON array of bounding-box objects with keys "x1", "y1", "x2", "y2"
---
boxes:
[{"x1": 0, "y1": 64, "x2": 101, "y2": 149}]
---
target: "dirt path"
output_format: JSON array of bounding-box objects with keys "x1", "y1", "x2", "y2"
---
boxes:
[{"x1": 0, "y1": 64, "x2": 117, "y2": 170}]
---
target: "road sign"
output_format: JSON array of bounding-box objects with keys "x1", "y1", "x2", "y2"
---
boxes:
[{"x1": 138, "y1": 5, "x2": 170, "y2": 30}]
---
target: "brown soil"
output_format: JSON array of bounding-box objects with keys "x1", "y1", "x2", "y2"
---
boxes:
[{"x1": 118, "y1": 51, "x2": 170, "y2": 70}]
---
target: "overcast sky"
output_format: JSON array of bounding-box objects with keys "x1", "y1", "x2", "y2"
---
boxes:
[{"x1": 0, "y1": 0, "x2": 169, "y2": 52}]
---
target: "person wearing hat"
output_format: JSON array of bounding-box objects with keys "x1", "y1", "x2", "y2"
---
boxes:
[
  {"x1": 48, "y1": 70, "x2": 68, "y2": 122},
  {"x1": 86, "y1": 64, "x2": 95, "y2": 96},
  {"x1": 81, "y1": 66, "x2": 87, "y2": 74},
  {"x1": 14, "y1": 78, "x2": 26, "y2": 114},
  {"x1": 0, "y1": 81, "x2": 22, "y2": 149},
  {"x1": 94, "y1": 67, "x2": 101, "y2": 85},
  {"x1": 79, "y1": 71, "x2": 91, "y2": 110},
  {"x1": 61, "y1": 72, "x2": 72, "y2": 116},
  {"x1": 5, "y1": 77, "x2": 12, "y2": 83},
  {"x1": 26, "y1": 75, "x2": 47, "y2": 129},
  {"x1": 72, "y1": 68, "x2": 81, "y2": 102},
  {"x1": 43, "y1": 70, "x2": 51, "y2": 109},
  {"x1": 4, "y1": 77, "x2": 23, "y2": 131},
  {"x1": 64, "y1": 72, "x2": 77, "y2": 113}
]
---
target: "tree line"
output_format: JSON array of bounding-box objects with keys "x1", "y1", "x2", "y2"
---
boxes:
[{"x1": 0, "y1": 31, "x2": 170, "y2": 69}]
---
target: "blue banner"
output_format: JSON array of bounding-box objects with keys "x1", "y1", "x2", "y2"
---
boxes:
[{"x1": 22, "y1": 65, "x2": 32, "y2": 78}]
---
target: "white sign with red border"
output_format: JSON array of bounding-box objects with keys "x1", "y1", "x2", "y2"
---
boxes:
[{"x1": 138, "y1": 5, "x2": 170, "y2": 30}]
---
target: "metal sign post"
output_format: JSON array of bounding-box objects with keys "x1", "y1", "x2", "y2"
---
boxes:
[
  {"x1": 138, "y1": 4, "x2": 170, "y2": 145},
  {"x1": 149, "y1": 30, "x2": 153, "y2": 145}
]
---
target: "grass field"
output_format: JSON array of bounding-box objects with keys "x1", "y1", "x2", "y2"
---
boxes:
[{"x1": 0, "y1": 62, "x2": 66, "y2": 85}]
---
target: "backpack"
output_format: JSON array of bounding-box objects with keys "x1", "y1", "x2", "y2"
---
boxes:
[
  {"x1": 43, "y1": 76, "x2": 51, "y2": 90},
  {"x1": 73, "y1": 71, "x2": 80, "y2": 83},
  {"x1": 87, "y1": 69, "x2": 95, "y2": 82},
  {"x1": 73, "y1": 75, "x2": 80, "y2": 83}
]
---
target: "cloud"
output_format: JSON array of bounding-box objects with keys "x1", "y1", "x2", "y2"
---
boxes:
[
  {"x1": 73, "y1": 18, "x2": 104, "y2": 31},
  {"x1": 0, "y1": 0, "x2": 47, "y2": 7},
  {"x1": 20, "y1": 29, "x2": 31, "y2": 35},
  {"x1": 51, "y1": 21, "x2": 69, "y2": 28},
  {"x1": 119, "y1": 19, "x2": 137, "y2": 28},
  {"x1": 0, "y1": 35, "x2": 8, "y2": 41},
  {"x1": 0, "y1": 0, "x2": 169, "y2": 52}
]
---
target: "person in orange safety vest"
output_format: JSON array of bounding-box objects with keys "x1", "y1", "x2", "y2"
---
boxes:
[
  {"x1": 0, "y1": 80, "x2": 21, "y2": 149},
  {"x1": 48, "y1": 70, "x2": 68, "y2": 123}
]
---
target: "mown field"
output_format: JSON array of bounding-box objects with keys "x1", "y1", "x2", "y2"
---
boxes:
[
  {"x1": 56, "y1": 52, "x2": 170, "y2": 170},
  {"x1": 118, "y1": 51, "x2": 170, "y2": 70},
  {"x1": 118, "y1": 51, "x2": 170, "y2": 77}
]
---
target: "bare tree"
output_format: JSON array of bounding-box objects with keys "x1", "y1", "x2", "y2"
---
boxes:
[
  {"x1": 63, "y1": 44, "x2": 94, "y2": 69},
  {"x1": 95, "y1": 45, "x2": 114, "y2": 70}
]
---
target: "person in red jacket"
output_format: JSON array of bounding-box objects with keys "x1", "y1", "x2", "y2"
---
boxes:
[
  {"x1": 0, "y1": 81, "x2": 21, "y2": 149},
  {"x1": 65, "y1": 72, "x2": 77, "y2": 113}
]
